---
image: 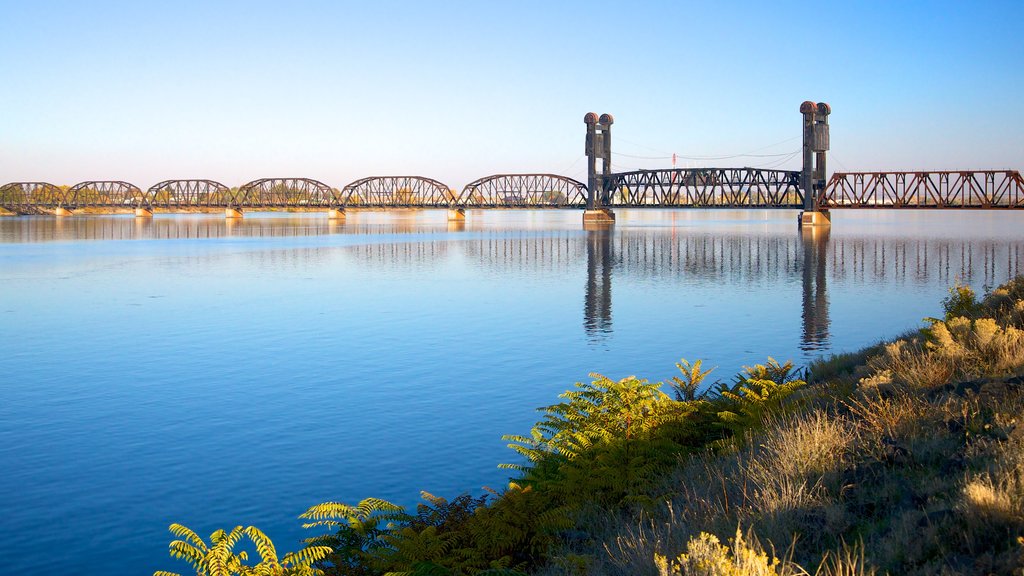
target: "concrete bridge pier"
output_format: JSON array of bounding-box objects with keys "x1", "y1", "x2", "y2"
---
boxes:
[
  {"x1": 328, "y1": 208, "x2": 346, "y2": 220},
  {"x1": 583, "y1": 208, "x2": 616, "y2": 228},
  {"x1": 225, "y1": 207, "x2": 244, "y2": 219},
  {"x1": 447, "y1": 208, "x2": 465, "y2": 222},
  {"x1": 135, "y1": 208, "x2": 153, "y2": 218},
  {"x1": 55, "y1": 207, "x2": 73, "y2": 217},
  {"x1": 799, "y1": 209, "x2": 830, "y2": 227}
]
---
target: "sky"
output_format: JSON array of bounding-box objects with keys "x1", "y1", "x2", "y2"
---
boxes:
[{"x1": 1, "y1": 0, "x2": 1022, "y2": 190}]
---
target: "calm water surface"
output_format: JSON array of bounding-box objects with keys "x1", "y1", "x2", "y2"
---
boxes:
[{"x1": 1, "y1": 209, "x2": 1022, "y2": 574}]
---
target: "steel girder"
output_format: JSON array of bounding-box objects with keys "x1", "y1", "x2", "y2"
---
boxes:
[
  {"x1": 458, "y1": 174, "x2": 588, "y2": 207},
  {"x1": 0, "y1": 182, "x2": 65, "y2": 214},
  {"x1": 66, "y1": 181, "x2": 146, "y2": 208},
  {"x1": 339, "y1": 176, "x2": 455, "y2": 207},
  {"x1": 235, "y1": 178, "x2": 336, "y2": 208},
  {"x1": 820, "y1": 171, "x2": 1024, "y2": 209},
  {"x1": 147, "y1": 180, "x2": 233, "y2": 208},
  {"x1": 605, "y1": 168, "x2": 803, "y2": 208}
]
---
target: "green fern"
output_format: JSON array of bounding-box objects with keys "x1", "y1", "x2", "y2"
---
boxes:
[
  {"x1": 671, "y1": 358, "x2": 716, "y2": 401},
  {"x1": 301, "y1": 498, "x2": 408, "y2": 576},
  {"x1": 157, "y1": 523, "x2": 330, "y2": 576},
  {"x1": 714, "y1": 358, "x2": 805, "y2": 435}
]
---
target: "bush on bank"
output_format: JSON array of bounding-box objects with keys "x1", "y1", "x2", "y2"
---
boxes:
[{"x1": 159, "y1": 278, "x2": 1024, "y2": 576}]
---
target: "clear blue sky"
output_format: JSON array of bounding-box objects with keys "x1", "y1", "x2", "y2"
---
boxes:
[{"x1": 1, "y1": 0, "x2": 1021, "y2": 189}]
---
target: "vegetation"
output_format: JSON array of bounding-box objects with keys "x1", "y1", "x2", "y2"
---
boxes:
[{"x1": 160, "y1": 278, "x2": 1024, "y2": 576}]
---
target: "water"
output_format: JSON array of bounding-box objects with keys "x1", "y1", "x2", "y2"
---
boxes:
[{"x1": 1, "y1": 209, "x2": 1022, "y2": 574}]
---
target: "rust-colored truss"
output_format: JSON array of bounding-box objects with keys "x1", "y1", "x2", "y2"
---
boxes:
[
  {"x1": 820, "y1": 171, "x2": 1024, "y2": 209},
  {"x1": 0, "y1": 182, "x2": 65, "y2": 214},
  {"x1": 339, "y1": 176, "x2": 455, "y2": 207},
  {"x1": 605, "y1": 168, "x2": 803, "y2": 207},
  {"x1": 458, "y1": 174, "x2": 588, "y2": 207},
  {"x1": 66, "y1": 181, "x2": 145, "y2": 208},
  {"x1": 235, "y1": 178, "x2": 336, "y2": 208},
  {"x1": 147, "y1": 180, "x2": 233, "y2": 209}
]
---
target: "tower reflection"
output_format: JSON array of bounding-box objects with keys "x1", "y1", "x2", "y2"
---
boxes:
[
  {"x1": 800, "y1": 227, "x2": 831, "y2": 352},
  {"x1": 584, "y1": 229, "x2": 614, "y2": 342}
]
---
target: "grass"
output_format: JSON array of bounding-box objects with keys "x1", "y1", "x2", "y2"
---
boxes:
[{"x1": 549, "y1": 279, "x2": 1024, "y2": 576}]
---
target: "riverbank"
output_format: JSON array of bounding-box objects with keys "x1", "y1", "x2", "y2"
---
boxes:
[
  {"x1": 565, "y1": 278, "x2": 1024, "y2": 575},
  {"x1": 159, "y1": 277, "x2": 1024, "y2": 575}
]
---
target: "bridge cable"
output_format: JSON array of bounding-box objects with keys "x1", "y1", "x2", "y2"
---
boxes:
[
  {"x1": 828, "y1": 151, "x2": 851, "y2": 172},
  {"x1": 615, "y1": 134, "x2": 802, "y2": 162},
  {"x1": 752, "y1": 150, "x2": 802, "y2": 170},
  {"x1": 672, "y1": 150, "x2": 800, "y2": 161},
  {"x1": 555, "y1": 154, "x2": 586, "y2": 176}
]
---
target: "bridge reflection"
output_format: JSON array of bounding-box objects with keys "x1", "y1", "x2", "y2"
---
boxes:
[
  {"x1": 3, "y1": 216, "x2": 1022, "y2": 352},
  {"x1": 578, "y1": 228, "x2": 1023, "y2": 350}
]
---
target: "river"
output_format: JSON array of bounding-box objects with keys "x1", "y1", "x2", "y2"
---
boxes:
[{"x1": 0, "y1": 209, "x2": 1021, "y2": 574}]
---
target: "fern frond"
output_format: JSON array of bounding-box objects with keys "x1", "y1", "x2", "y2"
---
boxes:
[
  {"x1": 167, "y1": 523, "x2": 206, "y2": 551},
  {"x1": 299, "y1": 501, "x2": 359, "y2": 521},
  {"x1": 357, "y1": 497, "x2": 405, "y2": 517},
  {"x1": 168, "y1": 540, "x2": 202, "y2": 562},
  {"x1": 244, "y1": 526, "x2": 278, "y2": 563},
  {"x1": 281, "y1": 545, "x2": 333, "y2": 567}
]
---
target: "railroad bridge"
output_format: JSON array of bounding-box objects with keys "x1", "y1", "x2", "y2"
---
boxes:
[{"x1": 2, "y1": 102, "x2": 1022, "y2": 226}]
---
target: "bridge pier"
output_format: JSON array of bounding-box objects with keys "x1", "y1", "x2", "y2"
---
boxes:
[
  {"x1": 583, "y1": 208, "x2": 616, "y2": 228},
  {"x1": 447, "y1": 208, "x2": 465, "y2": 222},
  {"x1": 225, "y1": 207, "x2": 244, "y2": 219},
  {"x1": 54, "y1": 207, "x2": 73, "y2": 217},
  {"x1": 135, "y1": 208, "x2": 153, "y2": 218},
  {"x1": 328, "y1": 208, "x2": 346, "y2": 220},
  {"x1": 799, "y1": 209, "x2": 830, "y2": 228}
]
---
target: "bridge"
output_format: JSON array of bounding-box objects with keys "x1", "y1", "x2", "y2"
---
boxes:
[{"x1": 2, "y1": 102, "x2": 1022, "y2": 226}]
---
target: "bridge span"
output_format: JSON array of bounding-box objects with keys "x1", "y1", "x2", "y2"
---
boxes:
[{"x1": 3, "y1": 102, "x2": 1022, "y2": 226}]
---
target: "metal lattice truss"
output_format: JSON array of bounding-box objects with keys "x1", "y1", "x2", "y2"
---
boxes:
[
  {"x1": 148, "y1": 180, "x2": 232, "y2": 208},
  {"x1": 820, "y1": 171, "x2": 1024, "y2": 209},
  {"x1": 458, "y1": 174, "x2": 588, "y2": 207},
  {"x1": 605, "y1": 168, "x2": 803, "y2": 207},
  {"x1": 66, "y1": 181, "x2": 145, "y2": 208},
  {"x1": 0, "y1": 182, "x2": 64, "y2": 214},
  {"x1": 235, "y1": 178, "x2": 335, "y2": 208},
  {"x1": 339, "y1": 176, "x2": 455, "y2": 207}
]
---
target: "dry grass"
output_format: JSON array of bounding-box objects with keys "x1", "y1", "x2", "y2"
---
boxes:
[
  {"x1": 548, "y1": 281, "x2": 1024, "y2": 576},
  {"x1": 814, "y1": 542, "x2": 876, "y2": 576}
]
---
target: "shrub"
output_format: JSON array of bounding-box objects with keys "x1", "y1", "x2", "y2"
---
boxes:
[
  {"x1": 942, "y1": 281, "x2": 979, "y2": 320},
  {"x1": 654, "y1": 527, "x2": 806, "y2": 576}
]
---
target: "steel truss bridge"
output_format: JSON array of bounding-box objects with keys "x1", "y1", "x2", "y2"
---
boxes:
[{"x1": 3, "y1": 169, "x2": 1024, "y2": 216}]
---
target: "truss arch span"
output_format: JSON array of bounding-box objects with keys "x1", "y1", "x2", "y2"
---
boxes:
[
  {"x1": 147, "y1": 180, "x2": 233, "y2": 208},
  {"x1": 458, "y1": 174, "x2": 588, "y2": 207},
  {"x1": 340, "y1": 176, "x2": 455, "y2": 207},
  {"x1": 235, "y1": 178, "x2": 336, "y2": 208},
  {"x1": 0, "y1": 182, "x2": 66, "y2": 213},
  {"x1": 66, "y1": 181, "x2": 146, "y2": 208}
]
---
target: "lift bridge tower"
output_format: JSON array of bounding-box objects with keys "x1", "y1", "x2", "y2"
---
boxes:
[
  {"x1": 583, "y1": 112, "x2": 616, "y2": 225},
  {"x1": 800, "y1": 101, "x2": 831, "y2": 227}
]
